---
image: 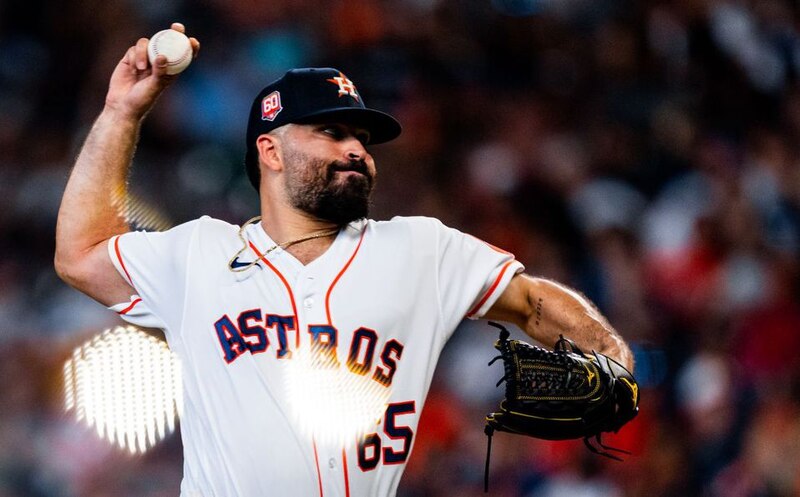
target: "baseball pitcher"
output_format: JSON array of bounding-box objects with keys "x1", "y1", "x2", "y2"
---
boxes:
[{"x1": 55, "y1": 24, "x2": 637, "y2": 497}]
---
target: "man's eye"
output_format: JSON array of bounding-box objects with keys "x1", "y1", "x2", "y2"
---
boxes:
[
  {"x1": 356, "y1": 132, "x2": 371, "y2": 146},
  {"x1": 322, "y1": 127, "x2": 343, "y2": 138},
  {"x1": 320, "y1": 126, "x2": 369, "y2": 145}
]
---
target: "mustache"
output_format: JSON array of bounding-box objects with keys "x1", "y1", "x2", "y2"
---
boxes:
[{"x1": 328, "y1": 159, "x2": 369, "y2": 176}]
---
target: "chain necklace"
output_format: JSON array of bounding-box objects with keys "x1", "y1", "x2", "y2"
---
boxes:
[{"x1": 227, "y1": 216, "x2": 340, "y2": 273}]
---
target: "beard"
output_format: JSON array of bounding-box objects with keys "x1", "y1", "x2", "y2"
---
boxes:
[{"x1": 283, "y1": 148, "x2": 375, "y2": 225}]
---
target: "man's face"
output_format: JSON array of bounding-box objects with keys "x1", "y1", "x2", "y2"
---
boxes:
[{"x1": 280, "y1": 123, "x2": 376, "y2": 225}]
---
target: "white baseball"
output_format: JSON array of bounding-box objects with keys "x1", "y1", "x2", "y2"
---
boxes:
[{"x1": 148, "y1": 29, "x2": 193, "y2": 75}]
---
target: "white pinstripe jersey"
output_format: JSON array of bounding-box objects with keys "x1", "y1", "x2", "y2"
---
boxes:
[{"x1": 108, "y1": 215, "x2": 523, "y2": 497}]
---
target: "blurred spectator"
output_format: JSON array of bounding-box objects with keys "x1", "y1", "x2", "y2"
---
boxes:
[{"x1": 2, "y1": 0, "x2": 800, "y2": 495}]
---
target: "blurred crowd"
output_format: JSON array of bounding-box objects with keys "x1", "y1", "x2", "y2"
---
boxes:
[{"x1": 2, "y1": 0, "x2": 800, "y2": 495}]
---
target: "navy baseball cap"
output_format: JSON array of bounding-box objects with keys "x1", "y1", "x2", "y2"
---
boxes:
[{"x1": 244, "y1": 68, "x2": 402, "y2": 190}]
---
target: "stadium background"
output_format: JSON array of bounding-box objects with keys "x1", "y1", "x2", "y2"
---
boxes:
[{"x1": 1, "y1": 0, "x2": 800, "y2": 495}]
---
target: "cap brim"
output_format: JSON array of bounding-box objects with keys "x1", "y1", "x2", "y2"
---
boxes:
[{"x1": 294, "y1": 107, "x2": 402, "y2": 145}]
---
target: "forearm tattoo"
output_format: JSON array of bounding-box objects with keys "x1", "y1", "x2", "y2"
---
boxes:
[{"x1": 535, "y1": 298, "x2": 544, "y2": 327}]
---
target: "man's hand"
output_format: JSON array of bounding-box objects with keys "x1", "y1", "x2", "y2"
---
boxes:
[
  {"x1": 105, "y1": 22, "x2": 200, "y2": 121},
  {"x1": 56, "y1": 23, "x2": 199, "y2": 306}
]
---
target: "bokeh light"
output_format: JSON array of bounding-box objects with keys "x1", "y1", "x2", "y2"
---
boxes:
[{"x1": 64, "y1": 326, "x2": 182, "y2": 455}]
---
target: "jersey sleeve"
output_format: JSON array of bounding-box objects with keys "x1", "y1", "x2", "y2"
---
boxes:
[
  {"x1": 431, "y1": 219, "x2": 524, "y2": 332},
  {"x1": 106, "y1": 219, "x2": 200, "y2": 334}
]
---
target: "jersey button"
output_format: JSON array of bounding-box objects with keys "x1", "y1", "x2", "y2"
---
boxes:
[
  {"x1": 328, "y1": 458, "x2": 336, "y2": 469},
  {"x1": 303, "y1": 297, "x2": 314, "y2": 308}
]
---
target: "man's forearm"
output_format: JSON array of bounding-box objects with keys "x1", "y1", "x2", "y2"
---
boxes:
[
  {"x1": 521, "y1": 278, "x2": 634, "y2": 371},
  {"x1": 55, "y1": 109, "x2": 140, "y2": 275}
]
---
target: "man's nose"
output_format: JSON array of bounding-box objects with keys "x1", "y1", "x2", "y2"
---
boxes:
[{"x1": 344, "y1": 140, "x2": 367, "y2": 161}]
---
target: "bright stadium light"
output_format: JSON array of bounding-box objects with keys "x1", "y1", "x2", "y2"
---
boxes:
[
  {"x1": 64, "y1": 325, "x2": 183, "y2": 454},
  {"x1": 285, "y1": 346, "x2": 390, "y2": 448}
]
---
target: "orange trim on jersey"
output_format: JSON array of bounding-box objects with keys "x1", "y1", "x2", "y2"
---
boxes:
[
  {"x1": 114, "y1": 236, "x2": 135, "y2": 287},
  {"x1": 118, "y1": 298, "x2": 142, "y2": 315},
  {"x1": 325, "y1": 226, "x2": 367, "y2": 324},
  {"x1": 342, "y1": 448, "x2": 351, "y2": 497},
  {"x1": 312, "y1": 438, "x2": 324, "y2": 497},
  {"x1": 248, "y1": 241, "x2": 301, "y2": 347},
  {"x1": 466, "y1": 260, "x2": 515, "y2": 318}
]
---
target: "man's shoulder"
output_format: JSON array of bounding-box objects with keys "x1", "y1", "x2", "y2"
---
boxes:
[
  {"x1": 365, "y1": 216, "x2": 457, "y2": 246},
  {"x1": 141, "y1": 215, "x2": 240, "y2": 247},
  {"x1": 368, "y1": 215, "x2": 447, "y2": 231},
  {"x1": 194, "y1": 215, "x2": 241, "y2": 234},
  {"x1": 143, "y1": 215, "x2": 238, "y2": 235}
]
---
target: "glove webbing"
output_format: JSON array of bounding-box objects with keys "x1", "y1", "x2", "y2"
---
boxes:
[{"x1": 482, "y1": 322, "x2": 631, "y2": 493}]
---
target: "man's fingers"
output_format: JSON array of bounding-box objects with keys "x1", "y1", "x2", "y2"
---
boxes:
[
  {"x1": 135, "y1": 37, "x2": 150, "y2": 71},
  {"x1": 190, "y1": 38, "x2": 201, "y2": 59},
  {"x1": 150, "y1": 54, "x2": 170, "y2": 77},
  {"x1": 171, "y1": 22, "x2": 185, "y2": 33},
  {"x1": 124, "y1": 46, "x2": 137, "y2": 70}
]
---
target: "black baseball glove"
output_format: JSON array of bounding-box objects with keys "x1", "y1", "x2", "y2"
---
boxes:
[{"x1": 483, "y1": 322, "x2": 639, "y2": 489}]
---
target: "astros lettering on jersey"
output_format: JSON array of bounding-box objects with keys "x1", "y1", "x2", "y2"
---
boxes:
[{"x1": 108, "y1": 215, "x2": 523, "y2": 497}]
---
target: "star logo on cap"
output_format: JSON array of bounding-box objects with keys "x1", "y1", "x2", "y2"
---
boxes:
[{"x1": 326, "y1": 72, "x2": 360, "y2": 101}]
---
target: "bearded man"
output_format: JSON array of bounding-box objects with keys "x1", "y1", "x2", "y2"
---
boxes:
[{"x1": 55, "y1": 23, "x2": 633, "y2": 497}]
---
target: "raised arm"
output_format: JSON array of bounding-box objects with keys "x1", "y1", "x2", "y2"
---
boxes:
[
  {"x1": 54, "y1": 23, "x2": 199, "y2": 306},
  {"x1": 484, "y1": 273, "x2": 634, "y2": 371}
]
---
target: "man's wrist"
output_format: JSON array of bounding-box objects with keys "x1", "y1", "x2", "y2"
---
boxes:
[
  {"x1": 100, "y1": 103, "x2": 147, "y2": 127},
  {"x1": 96, "y1": 106, "x2": 144, "y2": 133}
]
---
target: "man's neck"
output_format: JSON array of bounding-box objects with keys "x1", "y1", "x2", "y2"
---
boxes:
[{"x1": 259, "y1": 205, "x2": 341, "y2": 265}]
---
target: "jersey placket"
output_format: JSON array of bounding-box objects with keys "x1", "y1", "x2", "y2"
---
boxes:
[
  {"x1": 249, "y1": 222, "x2": 362, "y2": 497},
  {"x1": 294, "y1": 262, "x2": 352, "y2": 497}
]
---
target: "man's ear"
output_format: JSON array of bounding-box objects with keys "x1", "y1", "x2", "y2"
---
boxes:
[{"x1": 256, "y1": 133, "x2": 282, "y2": 172}]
